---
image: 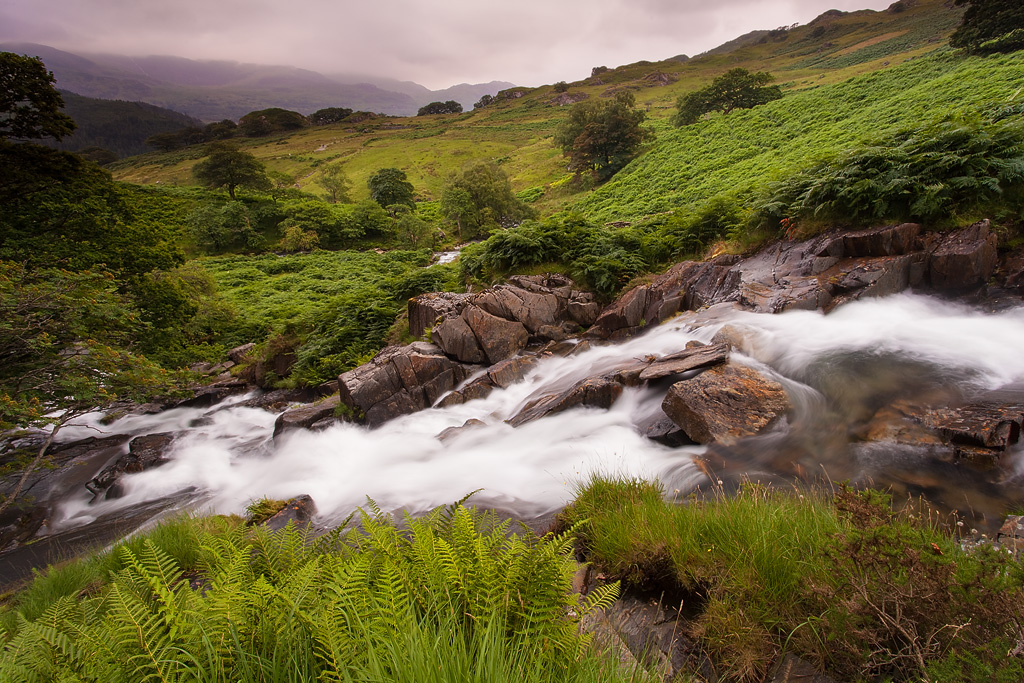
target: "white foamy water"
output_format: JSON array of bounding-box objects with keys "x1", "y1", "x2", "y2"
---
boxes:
[{"x1": 50, "y1": 293, "x2": 1024, "y2": 531}]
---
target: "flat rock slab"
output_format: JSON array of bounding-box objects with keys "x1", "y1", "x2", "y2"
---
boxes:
[
  {"x1": 508, "y1": 377, "x2": 623, "y2": 428},
  {"x1": 662, "y1": 362, "x2": 789, "y2": 444},
  {"x1": 638, "y1": 343, "x2": 729, "y2": 381},
  {"x1": 922, "y1": 403, "x2": 1023, "y2": 451},
  {"x1": 273, "y1": 395, "x2": 342, "y2": 439}
]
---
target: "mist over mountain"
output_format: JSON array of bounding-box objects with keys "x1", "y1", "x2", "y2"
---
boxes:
[{"x1": 0, "y1": 42, "x2": 514, "y2": 120}]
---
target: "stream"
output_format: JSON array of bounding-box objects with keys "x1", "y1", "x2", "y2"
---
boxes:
[{"x1": 40, "y1": 292, "x2": 1024, "y2": 538}]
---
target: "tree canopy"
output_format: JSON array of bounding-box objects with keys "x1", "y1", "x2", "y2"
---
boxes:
[
  {"x1": 0, "y1": 52, "x2": 76, "y2": 141},
  {"x1": 192, "y1": 142, "x2": 271, "y2": 199},
  {"x1": 440, "y1": 161, "x2": 535, "y2": 239},
  {"x1": 238, "y1": 108, "x2": 307, "y2": 137},
  {"x1": 950, "y1": 0, "x2": 1024, "y2": 54},
  {"x1": 310, "y1": 107, "x2": 354, "y2": 125},
  {"x1": 367, "y1": 167, "x2": 415, "y2": 210},
  {"x1": 672, "y1": 68, "x2": 783, "y2": 126},
  {"x1": 417, "y1": 100, "x2": 463, "y2": 116},
  {"x1": 319, "y1": 162, "x2": 352, "y2": 203},
  {"x1": 553, "y1": 91, "x2": 653, "y2": 179}
]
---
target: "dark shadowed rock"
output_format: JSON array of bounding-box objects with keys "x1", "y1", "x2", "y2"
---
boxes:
[
  {"x1": 264, "y1": 495, "x2": 317, "y2": 531},
  {"x1": 922, "y1": 403, "x2": 1022, "y2": 451},
  {"x1": 819, "y1": 222, "x2": 921, "y2": 258},
  {"x1": 508, "y1": 378, "x2": 623, "y2": 427},
  {"x1": 87, "y1": 433, "x2": 176, "y2": 500},
  {"x1": 927, "y1": 220, "x2": 998, "y2": 292},
  {"x1": 635, "y1": 410, "x2": 693, "y2": 446},
  {"x1": 173, "y1": 378, "x2": 250, "y2": 409},
  {"x1": 662, "y1": 363, "x2": 789, "y2": 444},
  {"x1": 273, "y1": 395, "x2": 342, "y2": 439}
]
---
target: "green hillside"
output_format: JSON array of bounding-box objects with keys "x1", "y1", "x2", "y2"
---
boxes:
[{"x1": 110, "y1": 0, "x2": 969, "y2": 217}]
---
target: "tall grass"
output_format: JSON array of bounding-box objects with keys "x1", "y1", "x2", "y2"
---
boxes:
[{"x1": 559, "y1": 476, "x2": 1024, "y2": 682}]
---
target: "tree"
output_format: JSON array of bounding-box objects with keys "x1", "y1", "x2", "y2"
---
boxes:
[
  {"x1": 553, "y1": 81, "x2": 569, "y2": 93},
  {"x1": 319, "y1": 162, "x2": 352, "y2": 203},
  {"x1": 367, "y1": 167, "x2": 415, "y2": 210},
  {"x1": 950, "y1": 0, "x2": 1024, "y2": 54},
  {"x1": 672, "y1": 68, "x2": 783, "y2": 126},
  {"x1": 554, "y1": 91, "x2": 653, "y2": 179},
  {"x1": 238, "y1": 108, "x2": 307, "y2": 137},
  {"x1": 0, "y1": 262, "x2": 180, "y2": 515},
  {"x1": 474, "y1": 94, "x2": 494, "y2": 109},
  {"x1": 417, "y1": 100, "x2": 463, "y2": 116},
  {"x1": 192, "y1": 142, "x2": 271, "y2": 199},
  {"x1": 440, "y1": 160, "x2": 535, "y2": 239},
  {"x1": 310, "y1": 107, "x2": 354, "y2": 125},
  {"x1": 0, "y1": 52, "x2": 76, "y2": 141}
]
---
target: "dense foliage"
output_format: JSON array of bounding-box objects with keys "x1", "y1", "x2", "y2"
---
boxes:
[
  {"x1": 417, "y1": 100, "x2": 463, "y2": 116},
  {"x1": 439, "y1": 161, "x2": 535, "y2": 239},
  {"x1": 753, "y1": 117, "x2": 1024, "y2": 229},
  {"x1": 0, "y1": 504, "x2": 626, "y2": 683},
  {"x1": 367, "y1": 167, "x2": 416, "y2": 210},
  {"x1": 950, "y1": 0, "x2": 1024, "y2": 54},
  {"x1": 238, "y1": 107, "x2": 308, "y2": 137},
  {"x1": 53, "y1": 92, "x2": 201, "y2": 157},
  {"x1": 0, "y1": 53, "x2": 75, "y2": 141},
  {"x1": 553, "y1": 91, "x2": 653, "y2": 180},
  {"x1": 672, "y1": 68, "x2": 783, "y2": 127}
]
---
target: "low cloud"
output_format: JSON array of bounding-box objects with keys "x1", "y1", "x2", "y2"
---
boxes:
[{"x1": 0, "y1": 0, "x2": 895, "y2": 88}]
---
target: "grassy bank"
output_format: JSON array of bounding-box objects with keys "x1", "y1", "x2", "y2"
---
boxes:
[
  {"x1": 559, "y1": 477, "x2": 1024, "y2": 682},
  {"x1": 4, "y1": 479, "x2": 1023, "y2": 681}
]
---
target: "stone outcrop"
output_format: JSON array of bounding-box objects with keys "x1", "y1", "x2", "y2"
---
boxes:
[
  {"x1": 412, "y1": 275, "x2": 597, "y2": 365},
  {"x1": 662, "y1": 363, "x2": 790, "y2": 444},
  {"x1": 86, "y1": 433, "x2": 176, "y2": 500},
  {"x1": 338, "y1": 342, "x2": 478, "y2": 427},
  {"x1": 273, "y1": 395, "x2": 342, "y2": 439},
  {"x1": 926, "y1": 219, "x2": 998, "y2": 291}
]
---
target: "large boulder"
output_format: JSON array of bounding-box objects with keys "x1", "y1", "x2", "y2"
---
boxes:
[
  {"x1": 338, "y1": 343, "x2": 477, "y2": 427},
  {"x1": 263, "y1": 495, "x2": 318, "y2": 531},
  {"x1": 463, "y1": 306, "x2": 529, "y2": 364},
  {"x1": 408, "y1": 292, "x2": 471, "y2": 340},
  {"x1": 662, "y1": 363, "x2": 790, "y2": 444}
]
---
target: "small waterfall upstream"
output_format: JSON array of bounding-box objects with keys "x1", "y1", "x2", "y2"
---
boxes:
[{"x1": 48, "y1": 293, "x2": 1024, "y2": 533}]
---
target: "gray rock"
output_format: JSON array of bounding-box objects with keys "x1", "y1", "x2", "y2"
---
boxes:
[
  {"x1": 273, "y1": 395, "x2": 342, "y2": 439},
  {"x1": 263, "y1": 495, "x2": 317, "y2": 531},
  {"x1": 508, "y1": 377, "x2": 623, "y2": 427}
]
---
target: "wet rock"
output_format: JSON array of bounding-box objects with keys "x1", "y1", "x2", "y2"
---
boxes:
[
  {"x1": 636, "y1": 410, "x2": 693, "y2": 447},
  {"x1": 338, "y1": 343, "x2": 475, "y2": 427},
  {"x1": 638, "y1": 343, "x2": 729, "y2": 381},
  {"x1": 87, "y1": 433, "x2": 176, "y2": 500},
  {"x1": 173, "y1": 378, "x2": 250, "y2": 409},
  {"x1": 234, "y1": 387, "x2": 318, "y2": 412},
  {"x1": 508, "y1": 378, "x2": 623, "y2": 427},
  {"x1": 662, "y1": 363, "x2": 790, "y2": 444},
  {"x1": 0, "y1": 435, "x2": 130, "y2": 506},
  {"x1": 264, "y1": 494, "x2": 317, "y2": 531},
  {"x1": 0, "y1": 505, "x2": 47, "y2": 551},
  {"x1": 273, "y1": 395, "x2": 342, "y2": 438},
  {"x1": 437, "y1": 418, "x2": 486, "y2": 443},
  {"x1": 740, "y1": 276, "x2": 833, "y2": 313},
  {"x1": 922, "y1": 403, "x2": 1022, "y2": 451},
  {"x1": 408, "y1": 292, "x2": 471, "y2": 340},
  {"x1": 463, "y1": 306, "x2": 529, "y2": 364},
  {"x1": 584, "y1": 592, "x2": 713, "y2": 682},
  {"x1": 927, "y1": 219, "x2": 998, "y2": 292}
]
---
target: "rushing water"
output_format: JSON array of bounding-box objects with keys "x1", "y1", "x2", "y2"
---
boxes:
[{"x1": 50, "y1": 293, "x2": 1024, "y2": 533}]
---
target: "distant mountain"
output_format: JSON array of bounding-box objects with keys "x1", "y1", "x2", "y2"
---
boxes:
[
  {"x1": 1, "y1": 43, "x2": 515, "y2": 120},
  {"x1": 51, "y1": 91, "x2": 201, "y2": 158}
]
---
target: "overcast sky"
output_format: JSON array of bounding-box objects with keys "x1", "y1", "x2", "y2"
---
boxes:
[{"x1": 1, "y1": 0, "x2": 896, "y2": 89}]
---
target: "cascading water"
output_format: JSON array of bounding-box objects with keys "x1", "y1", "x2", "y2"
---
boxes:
[{"x1": 49, "y1": 293, "x2": 1024, "y2": 533}]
